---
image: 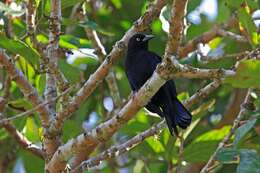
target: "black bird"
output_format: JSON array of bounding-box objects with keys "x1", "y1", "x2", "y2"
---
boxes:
[{"x1": 125, "y1": 33, "x2": 192, "y2": 135}]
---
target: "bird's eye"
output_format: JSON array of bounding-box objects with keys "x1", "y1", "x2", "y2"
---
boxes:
[{"x1": 136, "y1": 37, "x2": 141, "y2": 42}]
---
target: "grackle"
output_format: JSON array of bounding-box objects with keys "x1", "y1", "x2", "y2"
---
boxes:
[{"x1": 125, "y1": 33, "x2": 192, "y2": 136}]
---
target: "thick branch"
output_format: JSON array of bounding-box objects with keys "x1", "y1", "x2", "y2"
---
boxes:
[
  {"x1": 2, "y1": 122, "x2": 45, "y2": 159},
  {"x1": 43, "y1": 0, "x2": 63, "y2": 158},
  {"x1": 157, "y1": 58, "x2": 235, "y2": 79},
  {"x1": 165, "y1": 0, "x2": 188, "y2": 55}
]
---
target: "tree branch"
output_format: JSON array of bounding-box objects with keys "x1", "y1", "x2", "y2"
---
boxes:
[
  {"x1": 1, "y1": 122, "x2": 45, "y2": 159},
  {"x1": 165, "y1": 0, "x2": 188, "y2": 55},
  {"x1": 178, "y1": 16, "x2": 238, "y2": 58},
  {"x1": 0, "y1": 85, "x2": 44, "y2": 159}
]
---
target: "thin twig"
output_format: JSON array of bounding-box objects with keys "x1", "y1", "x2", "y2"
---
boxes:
[
  {"x1": 77, "y1": 5, "x2": 121, "y2": 107},
  {"x1": 0, "y1": 86, "x2": 73, "y2": 125}
]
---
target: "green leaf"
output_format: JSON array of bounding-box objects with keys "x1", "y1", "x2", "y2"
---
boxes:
[
  {"x1": 133, "y1": 160, "x2": 144, "y2": 173},
  {"x1": 184, "y1": 126, "x2": 231, "y2": 162},
  {"x1": 225, "y1": 0, "x2": 243, "y2": 9},
  {"x1": 177, "y1": 92, "x2": 189, "y2": 101},
  {"x1": 23, "y1": 117, "x2": 40, "y2": 143},
  {"x1": 111, "y1": 0, "x2": 122, "y2": 9},
  {"x1": 247, "y1": 0, "x2": 259, "y2": 10},
  {"x1": 9, "y1": 98, "x2": 33, "y2": 110},
  {"x1": 20, "y1": 150, "x2": 44, "y2": 173},
  {"x1": 72, "y1": 56, "x2": 99, "y2": 68},
  {"x1": 146, "y1": 136, "x2": 165, "y2": 153},
  {"x1": 238, "y1": 8, "x2": 257, "y2": 45},
  {"x1": 237, "y1": 149, "x2": 260, "y2": 173},
  {"x1": 58, "y1": 59, "x2": 81, "y2": 83},
  {"x1": 0, "y1": 35, "x2": 40, "y2": 66},
  {"x1": 216, "y1": 148, "x2": 239, "y2": 164},
  {"x1": 194, "y1": 126, "x2": 231, "y2": 142},
  {"x1": 233, "y1": 118, "x2": 257, "y2": 147},
  {"x1": 62, "y1": 120, "x2": 82, "y2": 142},
  {"x1": 184, "y1": 141, "x2": 219, "y2": 162},
  {"x1": 60, "y1": 35, "x2": 91, "y2": 48},
  {"x1": 78, "y1": 21, "x2": 114, "y2": 36},
  {"x1": 35, "y1": 74, "x2": 46, "y2": 96},
  {"x1": 225, "y1": 60, "x2": 260, "y2": 88},
  {"x1": 61, "y1": 0, "x2": 84, "y2": 9}
]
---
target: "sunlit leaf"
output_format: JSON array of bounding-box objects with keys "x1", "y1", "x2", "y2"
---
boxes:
[
  {"x1": 146, "y1": 136, "x2": 165, "y2": 153},
  {"x1": 23, "y1": 117, "x2": 40, "y2": 143},
  {"x1": 133, "y1": 160, "x2": 144, "y2": 173},
  {"x1": 0, "y1": 35, "x2": 40, "y2": 66},
  {"x1": 225, "y1": 60, "x2": 260, "y2": 88},
  {"x1": 184, "y1": 126, "x2": 231, "y2": 162}
]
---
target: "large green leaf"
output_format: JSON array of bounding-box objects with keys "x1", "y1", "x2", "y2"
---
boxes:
[
  {"x1": 61, "y1": 0, "x2": 84, "y2": 9},
  {"x1": 184, "y1": 141, "x2": 219, "y2": 162},
  {"x1": 78, "y1": 21, "x2": 114, "y2": 36},
  {"x1": 58, "y1": 59, "x2": 81, "y2": 83},
  {"x1": 184, "y1": 126, "x2": 231, "y2": 162},
  {"x1": 145, "y1": 136, "x2": 165, "y2": 154},
  {"x1": 237, "y1": 149, "x2": 260, "y2": 173},
  {"x1": 238, "y1": 8, "x2": 258, "y2": 45},
  {"x1": 216, "y1": 148, "x2": 239, "y2": 164},
  {"x1": 0, "y1": 35, "x2": 40, "y2": 66},
  {"x1": 23, "y1": 117, "x2": 40, "y2": 143},
  {"x1": 225, "y1": 60, "x2": 260, "y2": 88},
  {"x1": 233, "y1": 118, "x2": 257, "y2": 147}
]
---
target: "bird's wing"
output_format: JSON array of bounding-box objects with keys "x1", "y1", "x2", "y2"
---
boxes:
[
  {"x1": 147, "y1": 51, "x2": 162, "y2": 69},
  {"x1": 125, "y1": 70, "x2": 138, "y2": 91},
  {"x1": 147, "y1": 52, "x2": 177, "y2": 96}
]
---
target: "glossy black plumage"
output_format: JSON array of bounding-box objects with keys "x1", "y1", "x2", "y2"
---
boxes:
[{"x1": 125, "y1": 33, "x2": 192, "y2": 135}]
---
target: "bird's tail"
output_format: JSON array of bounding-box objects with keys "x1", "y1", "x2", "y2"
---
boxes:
[
  {"x1": 173, "y1": 98, "x2": 192, "y2": 129},
  {"x1": 165, "y1": 98, "x2": 192, "y2": 136}
]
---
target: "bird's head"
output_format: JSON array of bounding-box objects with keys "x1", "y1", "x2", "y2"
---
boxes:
[{"x1": 127, "y1": 33, "x2": 154, "y2": 51}]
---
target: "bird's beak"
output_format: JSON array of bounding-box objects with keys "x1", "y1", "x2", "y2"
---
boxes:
[{"x1": 143, "y1": 34, "x2": 155, "y2": 42}]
